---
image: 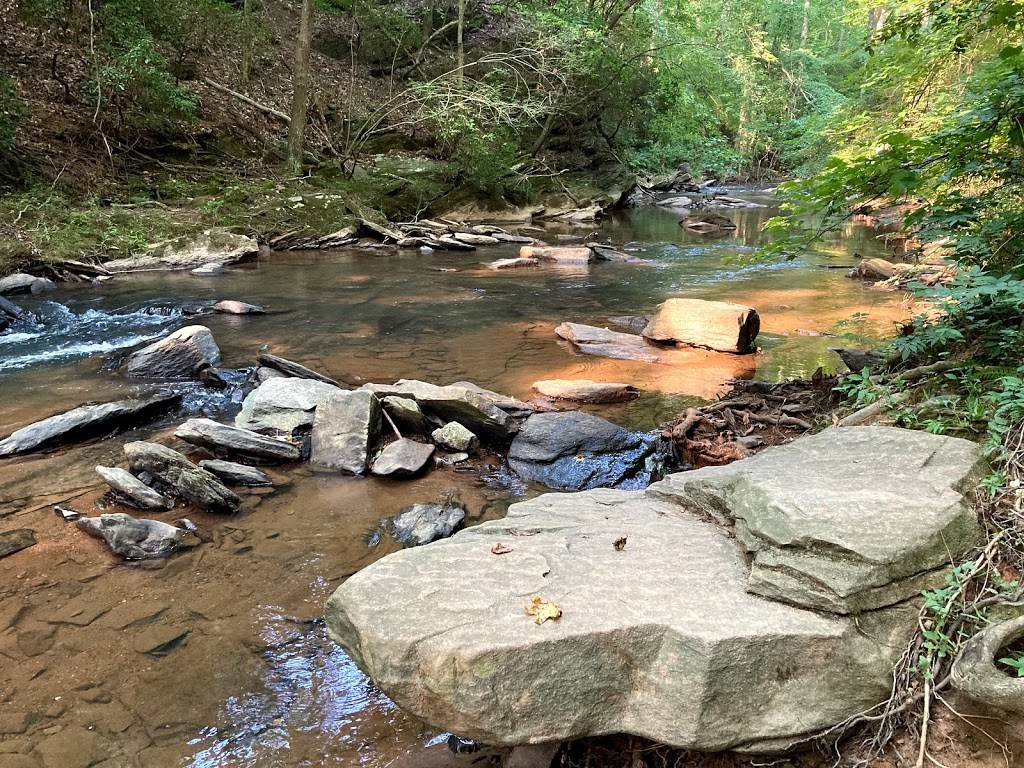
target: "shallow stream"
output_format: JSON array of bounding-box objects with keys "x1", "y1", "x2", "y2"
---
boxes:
[{"x1": 0, "y1": 192, "x2": 908, "y2": 767}]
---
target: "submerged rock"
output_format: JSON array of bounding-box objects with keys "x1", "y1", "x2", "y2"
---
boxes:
[
  {"x1": 508, "y1": 411, "x2": 656, "y2": 490},
  {"x1": 102, "y1": 229, "x2": 259, "y2": 273},
  {"x1": 370, "y1": 439, "x2": 435, "y2": 477},
  {"x1": 235, "y1": 377, "x2": 343, "y2": 434},
  {"x1": 0, "y1": 529, "x2": 36, "y2": 558},
  {"x1": 76, "y1": 513, "x2": 185, "y2": 559},
  {"x1": 256, "y1": 352, "x2": 341, "y2": 387},
  {"x1": 432, "y1": 422, "x2": 479, "y2": 454},
  {"x1": 642, "y1": 298, "x2": 760, "y2": 354},
  {"x1": 532, "y1": 379, "x2": 640, "y2": 404},
  {"x1": 191, "y1": 262, "x2": 225, "y2": 275},
  {"x1": 96, "y1": 466, "x2": 172, "y2": 510},
  {"x1": 212, "y1": 300, "x2": 265, "y2": 315},
  {"x1": 0, "y1": 393, "x2": 181, "y2": 457},
  {"x1": 680, "y1": 212, "x2": 736, "y2": 233},
  {"x1": 199, "y1": 459, "x2": 273, "y2": 487},
  {"x1": 124, "y1": 441, "x2": 240, "y2": 513},
  {"x1": 554, "y1": 322, "x2": 660, "y2": 363},
  {"x1": 387, "y1": 502, "x2": 466, "y2": 547},
  {"x1": 124, "y1": 326, "x2": 221, "y2": 379},
  {"x1": 311, "y1": 390, "x2": 382, "y2": 474},
  {"x1": 326, "y1": 428, "x2": 980, "y2": 752},
  {"x1": 488, "y1": 257, "x2": 538, "y2": 270}
]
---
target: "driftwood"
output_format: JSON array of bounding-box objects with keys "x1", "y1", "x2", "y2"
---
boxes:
[{"x1": 202, "y1": 78, "x2": 291, "y2": 123}]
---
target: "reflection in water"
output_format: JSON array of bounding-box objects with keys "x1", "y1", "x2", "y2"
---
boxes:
[{"x1": 0, "y1": 195, "x2": 911, "y2": 767}]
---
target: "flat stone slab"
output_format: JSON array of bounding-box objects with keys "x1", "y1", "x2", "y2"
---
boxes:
[
  {"x1": 554, "y1": 322, "x2": 662, "y2": 363},
  {"x1": 326, "y1": 427, "x2": 983, "y2": 751},
  {"x1": 326, "y1": 488, "x2": 916, "y2": 752},
  {"x1": 235, "y1": 377, "x2": 344, "y2": 434},
  {"x1": 362, "y1": 380, "x2": 516, "y2": 441},
  {"x1": 175, "y1": 418, "x2": 301, "y2": 464},
  {"x1": 649, "y1": 426, "x2": 985, "y2": 613},
  {"x1": 0, "y1": 393, "x2": 181, "y2": 457},
  {"x1": 532, "y1": 379, "x2": 640, "y2": 403}
]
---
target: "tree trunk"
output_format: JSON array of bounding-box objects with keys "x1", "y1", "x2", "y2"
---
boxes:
[
  {"x1": 241, "y1": 0, "x2": 254, "y2": 85},
  {"x1": 800, "y1": 0, "x2": 809, "y2": 46},
  {"x1": 456, "y1": 0, "x2": 466, "y2": 86},
  {"x1": 287, "y1": 0, "x2": 316, "y2": 174}
]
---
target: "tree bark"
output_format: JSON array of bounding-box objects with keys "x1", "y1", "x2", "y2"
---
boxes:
[
  {"x1": 456, "y1": 0, "x2": 466, "y2": 86},
  {"x1": 241, "y1": 0, "x2": 254, "y2": 85},
  {"x1": 800, "y1": 0, "x2": 810, "y2": 46},
  {"x1": 287, "y1": 0, "x2": 316, "y2": 174}
]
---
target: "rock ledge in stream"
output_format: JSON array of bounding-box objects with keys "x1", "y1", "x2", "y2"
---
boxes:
[
  {"x1": 325, "y1": 428, "x2": 982, "y2": 752},
  {"x1": 175, "y1": 418, "x2": 301, "y2": 463},
  {"x1": 124, "y1": 441, "x2": 240, "y2": 513},
  {"x1": 0, "y1": 393, "x2": 181, "y2": 457},
  {"x1": 102, "y1": 229, "x2": 259, "y2": 273}
]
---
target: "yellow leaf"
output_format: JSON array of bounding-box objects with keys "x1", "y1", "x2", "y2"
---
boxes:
[{"x1": 525, "y1": 596, "x2": 562, "y2": 625}]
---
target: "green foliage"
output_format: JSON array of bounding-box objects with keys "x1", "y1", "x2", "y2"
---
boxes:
[{"x1": 999, "y1": 654, "x2": 1024, "y2": 677}]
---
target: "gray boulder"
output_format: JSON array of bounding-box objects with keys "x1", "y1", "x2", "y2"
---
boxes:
[
  {"x1": 432, "y1": 422, "x2": 479, "y2": 453},
  {"x1": 199, "y1": 459, "x2": 273, "y2": 487},
  {"x1": 371, "y1": 439, "x2": 435, "y2": 477},
  {"x1": 387, "y1": 502, "x2": 466, "y2": 547},
  {"x1": 124, "y1": 326, "x2": 221, "y2": 379},
  {"x1": 96, "y1": 466, "x2": 172, "y2": 510},
  {"x1": 649, "y1": 426, "x2": 984, "y2": 613},
  {"x1": 0, "y1": 529, "x2": 36, "y2": 558},
  {"x1": 76, "y1": 513, "x2": 186, "y2": 559},
  {"x1": 532, "y1": 379, "x2": 640, "y2": 404},
  {"x1": 174, "y1": 418, "x2": 301, "y2": 464},
  {"x1": 212, "y1": 300, "x2": 265, "y2": 314},
  {"x1": 508, "y1": 411, "x2": 656, "y2": 490},
  {"x1": 235, "y1": 377, "x2": 343, "y2": 434},
  {"x1": 362, "y1": 380, "x2": 517, "y2": 440},
  {"x1": 325, "y1": 486, "x2": 916, "y2": 752},
  {"x1": 311, "y1": 390, "x2": 381, "y2": 474},
  {"x1": 0, "y1": 393, "x2": 181, "y2": 457},
  {"x1": 0, "y1": 273, "x2": 55, "y2": 295},
  {"x1": 124, "y1": 441, "x2": 240, "y2": 513}
]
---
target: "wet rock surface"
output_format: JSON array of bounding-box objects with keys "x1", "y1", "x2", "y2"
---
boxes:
[
  {"x1": 388, "y1": 502, "x2": 466, "y2": 547},
  {"x1": 554, "y1": 322, "x2": 661, "y2": 362},
  {"x1": 0, "y1": 393, "x2": 181, "y2": 457},
  {"x1": 508, "y1": 411, "x2": 656, "y2": 490},
  {"x1": 75, "y1": 513, "x2": 187, "y2": 559},
  {"x1": 124, "y1": 325, "x2": 221, "y2": 379},
  {"x1": 199, "y1": 459, "x2": 274, "y2": 486}
]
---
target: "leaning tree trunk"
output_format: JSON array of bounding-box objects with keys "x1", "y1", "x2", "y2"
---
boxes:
[{"x1": 287, "y1": 0, "x2": 316, "y2": 174}]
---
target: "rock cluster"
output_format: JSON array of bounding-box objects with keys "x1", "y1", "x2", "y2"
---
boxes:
[{"x1": 326, "y1": 427, "x2": 984, "y2": 753}]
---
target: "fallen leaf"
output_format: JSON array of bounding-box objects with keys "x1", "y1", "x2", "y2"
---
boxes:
[
  {"x1": 525, "y1": 596, "x2": 562, "y2": 625},
  {"x1": 613, "y1": 536, "x2": 627, "y2": 551},
  {"x1": 491, "y1": 543, "x2": 513, "y2": 555}
]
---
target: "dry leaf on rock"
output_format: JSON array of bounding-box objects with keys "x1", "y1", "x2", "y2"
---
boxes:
[
  {"x1": 491, "y1": 543, "x2": 513, "y2": 555},
  {"x1": 525, "y1": 596, "x2": 562, "y2": 625}
]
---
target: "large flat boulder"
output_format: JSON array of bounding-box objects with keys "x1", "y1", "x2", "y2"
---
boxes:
[
  {"x1": 0, "y1": 393, "x2": 181, "y2": 457},
  {"x1": 508, "y1": 411, "x2": 656, "y2": 490},
  {"x1": 325, "y1": 427, "x2": 982, "y2": 752},
  {"x1": 102, "y1": 229, "x2": 259, "y2": 272},
  {"x1": 311, "y1": 390, "x2": 381, "y2": 474},
  {"x1": 124, "y1": 441, "x2": 240, "y2": 513},
  {"x1": 326, "y1": 488, "x2": 916, "y2": 752},
  {"x1": 362, "y1": 380, "x2": 517, "y2": 441},
  {"x1": 235, "y1": 377, "x2": 344, "y2": 434},
  {"x1": 642, "y1": 298, "x2": 759, "y2": 354},
  {"x1": 371, "y1": 438, "x2": 435, "y2": 477},
  {"x1": 649, "y1": 426, "x2": 984, "y2": 613},
  {"x1": 174, "y1": 418, "x2": 301, "y2": 464},
  {"x1": 124, "y1": 326, "x2": 221, "y2": 379},
  {"x1": 554, "y1": 322, "x2": 661, "y2": 363},
  {"x1": 532, "y1": 379, "x2": 640, "y2": 403}
]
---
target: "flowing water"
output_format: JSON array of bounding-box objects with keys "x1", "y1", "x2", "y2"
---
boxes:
[{"x1": 0, "y1": 192, "x2": 908, "y2": 767}]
